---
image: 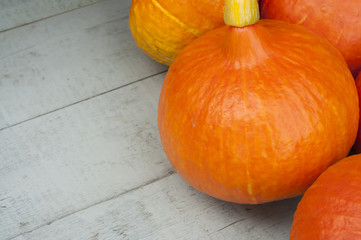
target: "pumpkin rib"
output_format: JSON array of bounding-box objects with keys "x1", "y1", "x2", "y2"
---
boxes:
[
  {"x1": 248, "y1": 64, "x2": 287, "y2": 200},
  {"x1": 129, "y1": 1, "x2": 186, "y2": 64},
  {"x1": 254, "y1": 29, "x2": 341, "y2": 191},
  {"x1": 241, "y1": 67, "x2": 257, "y2": 203},
  {"x1": 277, "y1": 65, "x2": 308, "y2": 133},
  {"x1": 129, "y1": 0, "x2": 224, "y2": 65},
  {"x1": 163, "y1": 45, "x2": 238, "y2": 199},
  {"x1": 268, "y1": 63, "x2": 333, "y2": 195},
  {"x1": 208, "y1": 60, "x2": 250, "y2": 201},
  {"x1": 275, "y1": 69, "x2": 312, "y2": 184},
  {"x1": 252, "y1": 69, "x2": 276, "y2": 168},
  {"x1": 293, "y1": 42, "x2": 358, "y2": 161},
  {"x1": 198, "y1": 68, "x2": 227, "y2": 195},
  {"x1": 217, "y1": 63, "x2": 235, "y2": 188},
  {"x1": 150, "y1": 0, "x2": 201, "y2": 37},
  {"x1": 130, "y1": 21, "x2": 174, "y2": 63}
]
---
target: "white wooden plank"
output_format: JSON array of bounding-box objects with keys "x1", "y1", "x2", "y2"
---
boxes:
[
  {"x1": 0, "y1": 0, "x2": 167, "y2": 130},
  {"x1": 0, "y1": 73, "x2": 173, "y2": 239},
  {"x1": 10, "y1": 174, "x2": 301, "y2": 240},
  {"x1": 0, "y1": 0, "x2": 102, "y2": 32}
]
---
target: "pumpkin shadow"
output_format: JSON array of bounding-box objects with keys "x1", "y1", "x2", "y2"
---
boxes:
[
  {"x1": 169, "y1": 174, "x2": 303, "y2": 238},
  {"x1": 239, "y1": 195, "x2": 302, "y2": 221},
  {"x1": 212, "y1": 195, "x2": 302, "y2": 239}
]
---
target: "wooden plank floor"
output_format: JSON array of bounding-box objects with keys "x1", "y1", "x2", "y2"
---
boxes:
[
  {"x1": 0, "y1": 0, "x2": 301, "y2": 239},
  {"x1": 0, "y1": 0, "x2": 103, "y2": 32}
]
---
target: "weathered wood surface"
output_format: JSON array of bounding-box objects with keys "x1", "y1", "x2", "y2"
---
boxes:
[
  {"x1": 0, "y1": 73, "x2": 174, "y2": 239},
  {"x1": 0, "y1": 0, "x2": 166, "y2": 130},
  {"x1": 10, "y1": 174, "x2": 300, "y2": 240},
  {"x1": 0, "y1": 0, "x2": 301, "y2": 239},
  {"x1": 0, "y1": 0, "x2": 103, "y2": 32}
]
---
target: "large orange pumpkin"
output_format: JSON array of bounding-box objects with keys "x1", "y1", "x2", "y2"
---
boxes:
[
  {"x1": 158, "y1": 0, "x2": 358, "y2": 204},
  {"x1": 129, "y1": 0, "x2": 224, "y2": 65},
  {"x1": 353, "y1": 73, "x2": 361, "y2": 153},
  {"x1": 290, "y1": 154, "x2": 361, "y2": 239},
  {"x1": 260, "y1": 0, "x2": 361, "y2": 77}
]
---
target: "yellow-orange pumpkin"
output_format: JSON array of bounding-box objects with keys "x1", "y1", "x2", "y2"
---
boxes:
[
  {"x1": 290, "y1": 154, "x2": 361, "y2": 239},
  {"x1": 260, "y1": 0, "x2": 361, "y2": 77},
  {"x1": 158, "y1": 0, "x2": 358, "y2": 204},
  {"x1": 129, "y1": 0, "x2": 224, "y2": 65}
]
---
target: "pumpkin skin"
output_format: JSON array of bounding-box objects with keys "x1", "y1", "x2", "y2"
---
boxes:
[
  {"x1": 290, "y1": 154, "x2": 361, "y2": 239},
  {"x1": 353, "y1": 73, "x2": 361, "y2": 153},
  {"x1": 129, "y1": 0, "x2": 224, "y2": 65},
  {"x1": 158, "y1": 20, "x2": 358, "y2": 204},
  {"x1": 260, "y1": 0, "x2": 361, "y2": 77}
]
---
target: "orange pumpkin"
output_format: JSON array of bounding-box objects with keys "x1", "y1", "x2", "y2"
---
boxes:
[
  {"x1": 260, "y1": 0, "x2": 361, "y2": 77},
  {"x1": 353, "y1": 73, "x2": 361, "y2": 153},
  {"x1": 129, "y1": 0, "x2": 224, "y2": 65},
  {"x1": 290, "y1": 154, "x2": 361, "y2": 239},
  {"x1": 158, "y1": 0, "x2": 358, "y2": 204}
]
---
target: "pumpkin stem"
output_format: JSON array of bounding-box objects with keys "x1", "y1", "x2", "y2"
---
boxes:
[{"x1": 224, "y1": 0, "x2": 260, "y2": 27}]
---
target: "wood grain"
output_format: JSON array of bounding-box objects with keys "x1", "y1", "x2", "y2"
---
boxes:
[
  {"x1": 0, "y1": 0, "x2": 167, "y2": 130},
  {"x1": 0, "y1": 0, "x2": 102, "y2": 32},
  {"x1": 0, "y1": 73, "x2": 173, "y2": 239},
  {"x1": 8, "y1": 174, "x2": 300, "y2": 240}
]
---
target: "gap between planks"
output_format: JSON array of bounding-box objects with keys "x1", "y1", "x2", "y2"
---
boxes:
[
  {"x1": 0, "y1": 70, "x2": 168, "y2": 132},
  {"x1": 0, "y1": 0, "x2": 108, "y2": 34},
  {"x1": 9, "y1": 170, "x2": 176, "y2": 240}
]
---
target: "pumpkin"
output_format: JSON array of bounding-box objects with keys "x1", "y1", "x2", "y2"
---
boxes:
[
  {"x1": 129, "y1": 0, "x2": 224, "y2": 65},
  {"x1": 157, "y1": 0, "x2": 358, "y2": 204},
  {"x1": 290, "y1": 154, "x2": 361, "y2": 239},
  {"x1": 353, "y1": 73, "x2": 361, "y2": 153},
  {"x1": 260, "y1": 0, "x2": 361, "y2": 78}
]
